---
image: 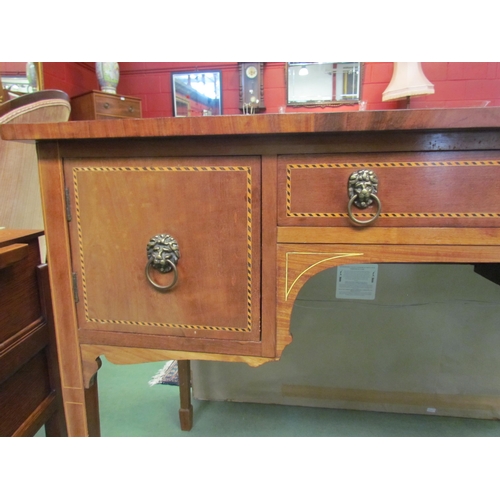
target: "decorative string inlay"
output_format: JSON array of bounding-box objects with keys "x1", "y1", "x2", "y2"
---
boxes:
[
  {"x1": 72, "y1": 165, "x2": 253, "y2": 332},
  {"x1": 285, "y1": 252, "x2": 364, "y2": 300},
  {"x1": 286, "y1": 160, "x2": 500, "y2": 218}
]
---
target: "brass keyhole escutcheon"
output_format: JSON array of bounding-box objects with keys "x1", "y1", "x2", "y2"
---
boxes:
[
  {"x1": 145, "y1": 234, "x2": 180, "y2": 292},
  {"x1": 347, "y1": 169, "x2": 382, "y2": 225}
]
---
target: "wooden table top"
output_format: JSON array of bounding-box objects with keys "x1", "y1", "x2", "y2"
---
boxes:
[{"x1": 1, "y1": 108, "x2": 500, "y2": 142}]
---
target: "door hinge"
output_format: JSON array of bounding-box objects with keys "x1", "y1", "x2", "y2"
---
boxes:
[
  {"x1": 65, "y1": 186, "x2": 72, "y2": 222},
  {"x1": 72, "y1": 272, "x2": 79, "y2": 303}
]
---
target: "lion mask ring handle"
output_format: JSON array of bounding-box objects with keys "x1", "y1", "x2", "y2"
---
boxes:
[
  {"x1": 145, "y1": 234, "x2": 180, "y2": 292},
  {"x1": 347, "y1": 169, "x2": 382, "y2": 226}
]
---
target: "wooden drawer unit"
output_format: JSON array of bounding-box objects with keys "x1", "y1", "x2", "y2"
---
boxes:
[
  {"x1": 71, "y1": 90, "x2": 142, "y2": 120},
  {"x1": 278, "y1": 152, "x2": 500, "y2": 228},
  {"x1": 0, "y1": 230, "x2": 66, "y2": 436}
]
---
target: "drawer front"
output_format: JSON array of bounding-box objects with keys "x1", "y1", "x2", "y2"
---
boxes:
[
  {"x1": 94, "y1": 94, "x2": 141, "y2": 119},
  {"x1": 278, "y1": 152, "x2": 500, "y2": 228},
  {"x1": 0, "y1": 350, "x2": 51, "y2": 436},
  {"x1": 0, "y1": 239, "x2": 41, "y2": 344},
  {"x1": 64, "y1": 156, "x2": 261, "y2": 343}
]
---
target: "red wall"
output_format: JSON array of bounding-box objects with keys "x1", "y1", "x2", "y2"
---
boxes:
[
  {"x1": 41, "y1": 62, "x2": 500, "y2": 118},
  {"x1": 43, "y1": 62, "x2": 98, "y2": 98},
  {"x1": 0, "y1": 62, "x2": 27, "y2": 76},
  {"x1": 118, "y1": 62, "x2": 239, "y2": 117}
]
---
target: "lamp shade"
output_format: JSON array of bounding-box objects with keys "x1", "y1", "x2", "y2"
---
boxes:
[{"x1": 382, "y1": 62, "x2": 434, "y2": 101}]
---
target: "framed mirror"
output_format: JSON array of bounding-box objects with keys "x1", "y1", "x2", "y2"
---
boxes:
[
  {"x1": 287, "y1": 62, "x2": 361, "y2": 106},
  {"x1": 1, "y1": 62, "x2": 44, "y2": 103},
  {"x1": 172, "y1": 70, "x2": 222, "y2": 117}
]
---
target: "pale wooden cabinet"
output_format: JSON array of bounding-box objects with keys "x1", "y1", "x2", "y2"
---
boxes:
[{"x1": 3, "y1": 109, "x2": 500, "y2": 435}]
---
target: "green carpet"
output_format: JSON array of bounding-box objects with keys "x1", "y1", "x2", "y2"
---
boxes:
[
  {"x1": 34, "y1": 357, "x2": 500, "y2": 437},
  {"x1": 45, "y1": 357, "x2": 500, "y2": 437}
]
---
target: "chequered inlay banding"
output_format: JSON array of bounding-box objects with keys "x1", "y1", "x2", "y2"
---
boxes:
[
  {"x1": 73, "y1": 165, "x2": 253, "y2": 332},
  {"x1": 286, "y1": 160, "x2": 500, "y2": 218}
]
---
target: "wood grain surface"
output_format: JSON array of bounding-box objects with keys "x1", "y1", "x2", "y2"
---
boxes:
[
  {"x1": 65, "y1": 156, "x2": 261, "y2": 342},
  {"x1": 278, "y1": 151, "x2": 500, "y2": 228},
  {"x1": 3, "y1": 107, "x2": 500, "y2": 141}
]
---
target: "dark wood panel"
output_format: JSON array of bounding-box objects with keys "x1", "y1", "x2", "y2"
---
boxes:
[
  {"x1": 0, "y1": 239, "x2": 42, "y2": 344},
  {"x1": 39, "y1": 130, "x2": 500, "y2": 159},
  {"x1": 0, "y1": 321, "x2": 48, "y2": 384},
  {"x1": 0, "y1": 231, "x2": 66, "y2": 436},
  {"x1": 0, "y1": 350, "x2": 52, "y2": 436}
]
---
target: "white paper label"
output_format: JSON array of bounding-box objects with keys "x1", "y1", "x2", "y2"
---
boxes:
[{"x1": 336, "y1": 264, "x2": 378, "y2": 300}]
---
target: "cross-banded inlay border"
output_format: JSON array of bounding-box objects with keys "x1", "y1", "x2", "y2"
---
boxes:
[
  {"x1": 286, "y1": 160, "x2": 500, "y2": 219},
  {"x1": 72, "y1": 165, "x2": 254, "y2": 332}
]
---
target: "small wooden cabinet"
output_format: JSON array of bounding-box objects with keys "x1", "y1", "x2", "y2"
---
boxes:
[
  {"x1": 70, "y1": 90, "x2": 142, "y2": 120},
  {"x1": 3, "y1": 109, "x2": 500, "y2": 436}
]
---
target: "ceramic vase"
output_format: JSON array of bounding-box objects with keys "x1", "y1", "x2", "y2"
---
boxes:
[
  {"x1": 96, "y1": 62, "x2": 120, "y2": 94},
  {"x1": 26, "y1": 62, "x2": 38, "y2": 92}
]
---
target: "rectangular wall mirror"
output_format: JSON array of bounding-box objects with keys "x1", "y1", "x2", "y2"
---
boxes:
[
  {"x1": 172, "y1": 71, "x2": 222, "y2": 117},
  {"x1": 287, "y1": 62, "x2": 361, "y2": 106}
]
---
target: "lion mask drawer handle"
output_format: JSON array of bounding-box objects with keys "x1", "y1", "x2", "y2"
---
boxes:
[
  {"x1": 347, "y1": 169, "x2": 382, "y2": 226},
  {"x1": 145, "y1": 234, "x2": 180, "y2": 291}
]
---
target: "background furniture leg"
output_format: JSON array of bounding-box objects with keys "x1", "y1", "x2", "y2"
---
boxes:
[
  {"x1": 43, "y1": 406, "x2": 66, "y2": 437},
  {"x1": 84, "y1": 373, "x2": 101, "y2": 437},
  {"x1": 178, "y1": 360, "x2": 193, "y2": 431}
]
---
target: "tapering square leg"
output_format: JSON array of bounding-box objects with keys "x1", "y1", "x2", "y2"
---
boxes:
[{"x1": 178, "y1": 360, "x2": 193, "y2": 431}]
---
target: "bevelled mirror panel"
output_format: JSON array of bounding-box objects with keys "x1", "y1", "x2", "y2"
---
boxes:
[{"x1": 287, "y1": 62, "x2": 361, "y2": 106}]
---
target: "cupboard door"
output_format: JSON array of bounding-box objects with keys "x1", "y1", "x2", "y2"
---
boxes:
[{"x1": 64, "y1": 156, "x2": 261, "y2": 342}]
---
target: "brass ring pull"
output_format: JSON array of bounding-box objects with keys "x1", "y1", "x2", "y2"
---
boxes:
[
  {"x1": 347, "y1": 169, "x2": 381, "y2": 226},
  {"x1": 146, "y1": 234, "x2": 180, "y2": 292},
  {"x1": 347, "y1": 193, "x2": 382, "y2": 225},
  {"x1": 145, "y1": 258, "x2": 178, "y2": 291}
]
